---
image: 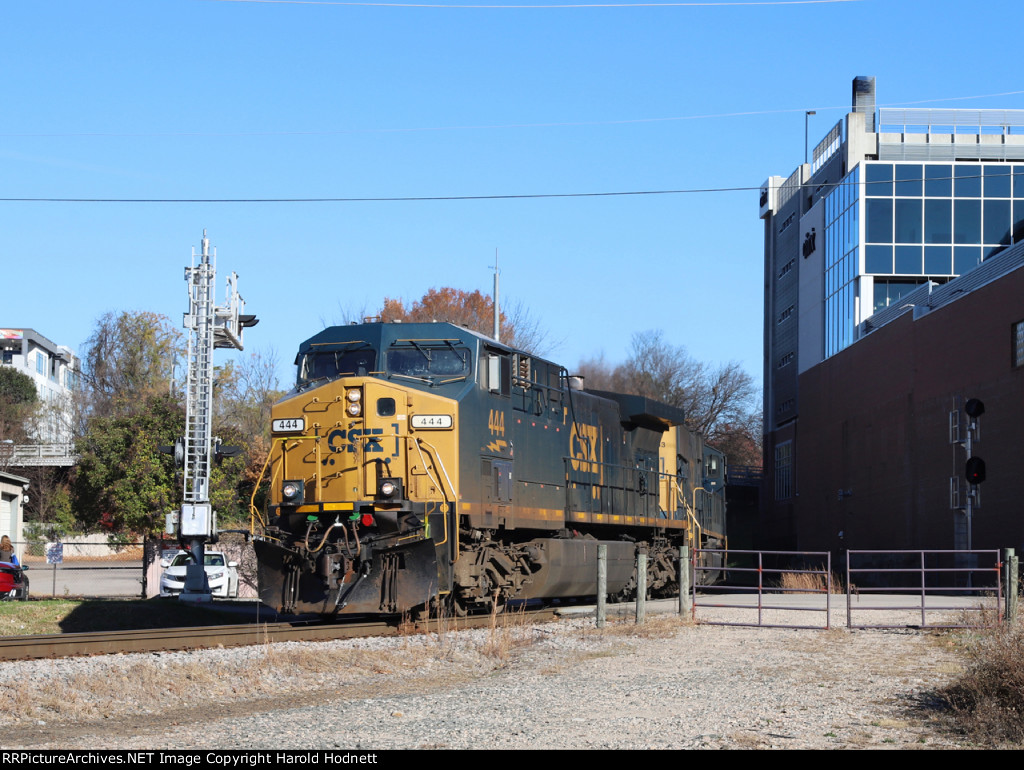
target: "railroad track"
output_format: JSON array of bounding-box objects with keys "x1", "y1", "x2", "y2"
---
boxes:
[{"x1": 0, "y1": 607, "x2": 561, "y2": 660}]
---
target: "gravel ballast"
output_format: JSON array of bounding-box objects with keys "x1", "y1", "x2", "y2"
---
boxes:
[{"x1": 0, "y1": 605, "x2": 969, "y2": 750}]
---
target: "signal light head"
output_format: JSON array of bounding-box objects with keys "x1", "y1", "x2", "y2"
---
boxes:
[{"x1": 965, "y1": 457, "x2": 986, "y2": 485}]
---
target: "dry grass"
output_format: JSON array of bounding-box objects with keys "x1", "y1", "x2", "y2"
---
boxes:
[
  {"x1": 939, "y1": 621, "x2": 1024, "y2": 745},
  {"x1": 778, "y1": 570, "x2": 849, "y2": 594},
  {"x1": 0, "y1": 631, "x2": 482, "y2": 727},
  {"x1": 479, "y1": 596, "x2": 534, "y2": 663},
  {"x1": 591, "y1": 614, "x2": 687, "y2": 640}
]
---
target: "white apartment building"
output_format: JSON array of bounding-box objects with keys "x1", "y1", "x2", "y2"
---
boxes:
[{"x1": 0, "y1": 328, "x2": 79, "y2": 444}]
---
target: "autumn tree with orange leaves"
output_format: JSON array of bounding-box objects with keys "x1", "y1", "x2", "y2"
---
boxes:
[{"x1": 353, "y1": 287, "x2": 553, "y2": 356}]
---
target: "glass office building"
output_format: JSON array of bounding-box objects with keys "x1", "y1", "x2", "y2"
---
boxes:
[
  {"x1": 760, "y1": 77, "x2": 1024, "y2": 519},
  {"x1": 822, "y1": 160, "x2": 1024, "y2": 358}
]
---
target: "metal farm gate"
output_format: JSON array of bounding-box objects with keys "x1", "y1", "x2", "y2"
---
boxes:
[
  {"x1": 691, "y1": 548, "x2": 1008, "y2": 630},
  {"x1": 845, "y1": 549, "x2": 1002, "y2": 629}
]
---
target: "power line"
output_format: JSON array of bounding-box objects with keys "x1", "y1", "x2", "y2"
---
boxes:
[
  {"x1": 0, "y1": 186, "x2": 758, "y2": 203},
  {"x1": 7, "y1": 90, "x2": 1024, "y2": 139},
  {"x1": 199, "y1": 0, "x2": 863, "y2": 8},
  {"x1": 0, "y1": 172, "x2": 1004, "y2": 204}
]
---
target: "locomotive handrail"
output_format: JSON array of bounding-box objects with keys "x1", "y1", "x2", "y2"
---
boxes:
[
  {"x1": 249, "y1": 435, "x2": 302, "y2": 533},
  {"x1": 564, "y1": 457, "x2": 692, "y2": 522},
  {"x1": 409, "y1": 438, "x2": 449, "y2": 518},
  {"x1": 411, "y1": 437, "x2": 458, "y2": 560}
]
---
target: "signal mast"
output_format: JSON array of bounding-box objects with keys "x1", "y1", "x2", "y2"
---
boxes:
[{"x1": 169, "y1": 231, "x2": 257, "y2": 601}]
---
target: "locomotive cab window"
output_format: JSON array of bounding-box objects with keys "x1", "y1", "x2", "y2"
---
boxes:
[
  {"x1": 297, "y1": 346, "x2": 377, "y2": 388},
  {"x1": 385, "y1": 340, "x2": 470, "y2": 383}
]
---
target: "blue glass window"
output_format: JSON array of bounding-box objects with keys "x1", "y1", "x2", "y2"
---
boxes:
[
  {"x1": 925, "y1": 199, "x2": 952, "y2": 244},
  {"x1": 984, "y1": 166, "x2": 1012, "y2": 198},
  {"x1": 955, "y1": 166, "x2": 982, "y2": 198},
  {"x1": 894, "y1": 199, "x2": 922, "y2": 243},
  {"x1": 924, "y1": 246, "x2": 952, "y2": 274},
  {"x1": 866, "y1": 245, "x2": 893, "y2": 274},
  {"x1": 954, "y1": 246, "x2": 981, "y2": 275},
  {"x1": 895, "y1": 246, "x2": 922, "y2": 274},
  {"x1": 954, "y1": 199, "x2": 982, "y2": 243},
  {"x1": 984, "y1": 199, "x2": 1011, "y2": 245},
  {"x1": 866, "y1": 199, "x2": 893, "y2": 243},
  {"x1": 925, "y1": 165, "x2": 952, "y2": 197},
  {"x1": 865, "y1": 163, "x2": 892, "y2": 196},
  {"x1": 894, "y1": 164, "x2": 923, "y2": 196},
  {"x1": 1014, "y1": 200, "x2": 1024, "y2": 243},
  {"x1": 1014, "y1": 166, "x2": 1024, "y2": 198}
]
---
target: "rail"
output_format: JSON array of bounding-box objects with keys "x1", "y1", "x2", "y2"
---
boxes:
[{"x1": 0, "y1": 607, "x2": 562, "y2": 660}]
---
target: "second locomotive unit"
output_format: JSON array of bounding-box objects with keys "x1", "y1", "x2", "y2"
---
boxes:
[{"x1": 251, "y1": 321, "x2": 726, "y2": 616}]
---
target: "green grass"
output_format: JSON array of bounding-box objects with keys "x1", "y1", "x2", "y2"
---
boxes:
[{"x1": 0, "y1": 598, "x2": 242, "y2": 636}]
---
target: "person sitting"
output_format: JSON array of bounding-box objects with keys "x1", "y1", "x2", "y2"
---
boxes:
[{"x1": 0, "y1": 535, "x2": 17, "y2": 566}]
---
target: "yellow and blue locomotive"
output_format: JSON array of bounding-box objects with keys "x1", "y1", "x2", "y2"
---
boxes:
[{"x1": 251, "y1": 321, "x2": 726, "y2": 615}]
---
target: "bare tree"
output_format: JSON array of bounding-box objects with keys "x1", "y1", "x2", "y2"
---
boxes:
[
  {"x1": 578, "y1": 330, "x2": 762, "y2": 466},
  {"x1": 80, "y1": 311, "x2": 183, "y2": 420}
]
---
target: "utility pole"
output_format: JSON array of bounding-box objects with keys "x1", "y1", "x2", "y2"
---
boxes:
[{"x1": 169, "y1": 231, "x2": 257, "y2": 601}]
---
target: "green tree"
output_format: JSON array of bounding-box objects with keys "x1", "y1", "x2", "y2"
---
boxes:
[
  {"x1": 71, "y1": 312, "x2": 189, "y2": 534},
  {"x1": 0, "y1": 367, "x2": 38, "y2": 443},
  {"x1": 72, "y1": 394, "x2": 184, "y2": 534}
]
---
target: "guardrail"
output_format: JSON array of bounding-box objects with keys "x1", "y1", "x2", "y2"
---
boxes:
[{"x1": 0, "y1": 443, "x2": 78, "y2": 467}]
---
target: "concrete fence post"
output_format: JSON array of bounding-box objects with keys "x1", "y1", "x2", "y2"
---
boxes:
[
  {"x1": 636, "y1": 546, "x2": 647, "y2": 625},
  {"x1": 596, "y1": 544, "x2": 607, "y2": 628},
  {"x1": 679, "y1": 546, "x2": 692, "y2": 618},
  {"x1": 1005, "y1": 548, "x2": 1018, "y2": 624}
]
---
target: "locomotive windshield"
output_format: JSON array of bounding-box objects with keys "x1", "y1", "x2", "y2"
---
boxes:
[
  {"x1": 385, "y1": 340, "x2": 470, "y2": 384},
  {"x1": 297, "y1": 345, "x2": 378, "y2": 388}
]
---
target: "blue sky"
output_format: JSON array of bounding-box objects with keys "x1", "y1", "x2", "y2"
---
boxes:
[{"x1": 4, "y1": 0, "x2": 1024, "y2": 391}]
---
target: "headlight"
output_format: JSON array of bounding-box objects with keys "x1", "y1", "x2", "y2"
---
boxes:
[
  {"x1": 376, "y1": 477, "x2": 403, "y2": 501},
  {"x1": 281, "y1": 479, "x2": 305, "y2": 504},
  {"x1": 346, "y1": 389, "x2": 361, "y2": 403},
  {"x1": 346, "y1": 402, "x2": 362, "y2": 416},
  {"x1": 208, "y1": 570, "x2": 224, "y2": 579}
]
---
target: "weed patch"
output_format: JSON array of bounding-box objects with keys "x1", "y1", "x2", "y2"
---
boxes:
[
  {"x1": 939, "y1": 622, "x2": 1024, "y2": 744},
  {"x1": 778, "y1": 570, "x2": 848, "y2": 594}
]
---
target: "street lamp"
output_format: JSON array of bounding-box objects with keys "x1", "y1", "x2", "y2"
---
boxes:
[{"x1": 805, "y1": 110, "x2": 817, "y2": 166}]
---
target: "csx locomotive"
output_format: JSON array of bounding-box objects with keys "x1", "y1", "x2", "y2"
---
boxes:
[{"x1": 251, "y1": 321, "x2": 726, "y2": 616}]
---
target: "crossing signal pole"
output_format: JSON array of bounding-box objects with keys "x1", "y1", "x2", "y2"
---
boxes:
[{"x1": 166, "y1": 231, "x2": 257, "y2": 601}]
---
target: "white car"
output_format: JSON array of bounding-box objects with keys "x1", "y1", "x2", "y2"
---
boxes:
[{"x1": 160, "y1": 551, "x2": 240, "y2": 598}]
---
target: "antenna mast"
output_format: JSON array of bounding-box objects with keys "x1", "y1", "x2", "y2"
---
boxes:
[{"x1": 492, "y1": 249, "x2": 500, "y2": 342}]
